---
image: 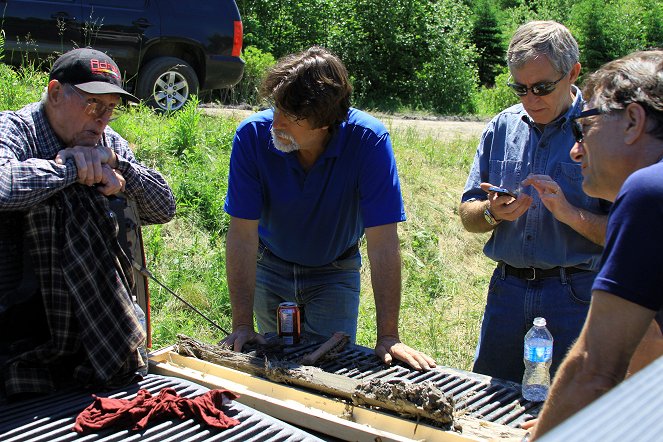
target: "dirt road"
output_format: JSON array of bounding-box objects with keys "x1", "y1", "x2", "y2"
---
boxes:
[{"x1": 201, "y1": 106, "x2": 488, "y2": 143}]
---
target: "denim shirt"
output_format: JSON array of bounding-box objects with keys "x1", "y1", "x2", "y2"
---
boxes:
[{"x1": 462, "y1": 87, "x2": 607, "y2": 270}]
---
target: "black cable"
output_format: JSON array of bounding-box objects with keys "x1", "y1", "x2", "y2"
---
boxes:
[{"x1": 132, "y1": 261, "x2": 230, "y2": 335}]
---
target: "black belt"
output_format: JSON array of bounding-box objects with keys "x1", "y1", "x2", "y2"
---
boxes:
[
  {"x1": 501, "y1": 263, "x2": 590, "y2": 280},
  {"x1": 337, "y1": 243, "x2": 360, "y2": 260}
]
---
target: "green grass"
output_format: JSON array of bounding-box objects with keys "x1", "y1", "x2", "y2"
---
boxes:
[{"x1": 0, "y1": 66, "x2": 494, "y2": 371}]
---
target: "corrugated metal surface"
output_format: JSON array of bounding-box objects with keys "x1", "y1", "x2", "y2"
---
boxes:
[
  {"x1": 0, "y1": 374, "x2": 323, "y2": 442},
  {"x1": 539, "y1": 355, "x2": 663, "y2": 442},
  {"x1": 274, "y1": 339, "x2": 541, "y2": 428}
]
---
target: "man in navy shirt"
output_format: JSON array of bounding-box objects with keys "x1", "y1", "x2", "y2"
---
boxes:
[
  {"x1": 459, "y1": 21, "x2": 609, "y2": 383},
  {"x1": 221, "y1": 47, "x2": 435, "y2": 370},
  {"x1": 532, "y1": 50, "x2": 663, "y2": 438}
]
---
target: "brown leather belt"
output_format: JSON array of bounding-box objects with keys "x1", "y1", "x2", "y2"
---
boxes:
[{"x1": 502, "y1": 263, "x2": 590, "y2": 280}]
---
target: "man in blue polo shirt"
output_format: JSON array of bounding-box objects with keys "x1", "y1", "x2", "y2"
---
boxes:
[{"x1": 221, "y1": 46, "x2": 435, "y2": 370}]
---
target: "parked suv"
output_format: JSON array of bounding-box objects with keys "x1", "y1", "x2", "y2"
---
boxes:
[{"x1": 0, "y1": 0, "x2": 245, "y2": 111}]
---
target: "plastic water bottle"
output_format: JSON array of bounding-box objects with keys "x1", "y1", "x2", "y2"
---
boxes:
[
  {"x1": 522, "y1": 317, "x2": 553, "y2": 402},
  {"x1": 133, "y1": 298, "x2": 149, "y2": 376}
]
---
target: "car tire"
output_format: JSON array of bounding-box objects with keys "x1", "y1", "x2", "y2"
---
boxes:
[{"x1": 136, "y1": 57, "x2": 199, "y2": 112}]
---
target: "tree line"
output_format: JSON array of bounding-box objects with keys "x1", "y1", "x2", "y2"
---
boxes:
[{"x1": 231, "y1": 0, "x2": 662, "y2": 115}]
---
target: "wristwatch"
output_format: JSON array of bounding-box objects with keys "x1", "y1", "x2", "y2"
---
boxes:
[{"x1": 483, "y1": 207, "x2": 501, "y2": 226}]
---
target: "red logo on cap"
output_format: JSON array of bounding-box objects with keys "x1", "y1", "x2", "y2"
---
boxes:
[{"x1": 90, "y1": 59, "x2": 120, "y2": 79}]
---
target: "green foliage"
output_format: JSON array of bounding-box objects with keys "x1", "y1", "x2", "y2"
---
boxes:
[
  {"x1": 237, "y1": 0, "x2": 334, "y2": 56},
  {"x1": 473, "y1": 66, "x2": 519, "y2": 116},
  {"x1": 471, "y1": 0, "x2": 505, "y2": 86},
  {"x1": 570, "y1": 0, "x2": 662, "y2": 74},
  {"x1": 238, "y1": 0, "x2": 480, "y2": 114},
  {"x1": 167, "y1": 96, "x2": 201, "y2": 157},
  {"x1": 409, "y1": 0, "x2": 479, "y2": 114},
  {"x1": 110, "y1": 103, "x2": 170, "y2": 167},
  {"x1": 0, "y1": 63, "x2": 47, "y2": 110},
  {"x1": 225, "y1": 46, "x2": 276, "y2": 106}
]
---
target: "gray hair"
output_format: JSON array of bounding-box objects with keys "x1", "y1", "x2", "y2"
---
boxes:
[
  {"x1": 41, "y1": 82, "x2": 74, "y2": 105},
  {"x1": 507, "y1": 21, "x2": 579, "y2": 75},
  {"x1": 584, "y1": 49, "x2": 663, "y2": 140}
]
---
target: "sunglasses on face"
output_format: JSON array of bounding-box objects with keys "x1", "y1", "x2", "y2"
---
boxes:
[
  {"x1": 507, "y1": 71, "x2": 568, "y2": 97},
  {"x1": 570, "y1": 108, "x2": 601, "y2": 143},
  {"x1": 68, "y1": 85, "x2": 123, "y2": 122}
]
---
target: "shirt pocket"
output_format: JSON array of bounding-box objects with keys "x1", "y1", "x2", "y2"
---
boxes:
[
  {"x1": 488, "y1": 160, "x2": 525, "y2": 193},
  {"x1": 554, "y1": 162, "x2": 600, "y2": 211}
]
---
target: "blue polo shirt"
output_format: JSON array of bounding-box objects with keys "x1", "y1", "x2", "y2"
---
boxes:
[
  {"x1": 461, "y1": 87, "x2": 608, "y2": 270},
  {"x1": 224, "y1": 108, "x2": 406, "y2": 266},
  {"x1": 593, "y1": 160, "x2": 663, "y2": 313}
]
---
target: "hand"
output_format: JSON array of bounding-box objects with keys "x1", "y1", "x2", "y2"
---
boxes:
[
  {"x1": 520, "y1": 418, "x2": 538, "y2": 431},
  {"x1": 521, "y1": 175, "x2": 572, "y2": 221},
  {"x1": 95, "y1": 165, "x2": 125, "y2": 196},
  {"x1": 480, "y1": 182, "x2": 533, "y2": 222},
  {"x1": 374, "y1": 335, "x2": 437, "y2": 371},
  {"x1": 55, "y1": 145, "x2": 117, "y2": 186},
  {"x1": 219, "y1": 324, "x2": 267, "y2": 352}
]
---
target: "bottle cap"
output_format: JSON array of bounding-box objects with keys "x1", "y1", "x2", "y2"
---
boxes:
[{"x1": 533, "y1": 317, "x2": 546, "y2": 327}]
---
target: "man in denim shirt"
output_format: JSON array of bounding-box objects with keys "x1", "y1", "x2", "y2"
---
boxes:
[{"x1": 459, "y1": 21, "x2": 610, "y2": 383}]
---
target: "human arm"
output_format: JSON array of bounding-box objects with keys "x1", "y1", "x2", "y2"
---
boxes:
[
  {"x1": 531, "y1": 291, "x2": 655, "y2": 439},
  {"x1": 0, "y1": 113, "x2": 79, "y2": 209},
  {"x1": 458, "y1": 183, "x2": 533, "y2": 233},
  {"x1": 102, "y1": 131, "x2": 175, "y2": 224},
  {"x1": 366, "y1": 223, "x2": 436, "y2": 370},
  {"x1": 220, "y1": 216, "x2": 267, "y2": 351},
  {"x1": 522, "y1": 174, "x2": 607, "y2": 245}
]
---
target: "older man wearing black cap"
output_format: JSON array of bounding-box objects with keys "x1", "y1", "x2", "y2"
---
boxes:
[{"x1": 0, "y1": 48, "x2": 175, "y2": 398}]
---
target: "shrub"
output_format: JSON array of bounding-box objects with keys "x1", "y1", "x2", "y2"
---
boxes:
[
  {"x1": 226, "y1": 46, "x2": 276, "y2": 106},
  {"x1": 473, "y1": 67, "x2": 519, "y2": 116}
]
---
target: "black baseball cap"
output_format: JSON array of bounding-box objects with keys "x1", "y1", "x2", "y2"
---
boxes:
[{"x1": 50, "y1": 48, "x2": 139, "y2": 102}]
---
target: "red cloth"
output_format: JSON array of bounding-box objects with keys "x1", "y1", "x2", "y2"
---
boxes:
[{"x1": 73, "y1": 387, "x2": 240, "y2": 433}]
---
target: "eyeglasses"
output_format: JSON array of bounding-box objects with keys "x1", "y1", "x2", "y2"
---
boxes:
[
  {"x1": 67, "y1": 85, "x2": 123, "y2": 121},
  {"x1": 570, "y1": 108, "x2": 601, "y2": 143},
  {"x1": 507, "y1": 71, "x2": 568, "y2": 97}
]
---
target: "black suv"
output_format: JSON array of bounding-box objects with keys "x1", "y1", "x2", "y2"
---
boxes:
[{"x1": 1, "y1": 0, "x2": 245, "y2": 111}]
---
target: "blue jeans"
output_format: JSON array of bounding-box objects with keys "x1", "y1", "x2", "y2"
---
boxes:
[
  {"x1": 253, "y1": 242, "x2": 362, "y2": 343},
  {"x1": 472, "y1": 264, "x2": 595, "y2": 383}
]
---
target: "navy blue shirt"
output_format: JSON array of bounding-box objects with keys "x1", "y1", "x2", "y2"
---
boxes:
[
  {"x1": 593, "y1": 160, "x2": 663, "y2": 313},
  {"x1": 224, "y1": 108, "x2": 406, "y2": 266},
  {"x1": 462, "y1": 87, "x2": 608, "y2": 270}
]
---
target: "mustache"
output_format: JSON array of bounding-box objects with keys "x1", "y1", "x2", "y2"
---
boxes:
[{"x1": 271, "y1": 129, "x2": 295, "y2": 142}]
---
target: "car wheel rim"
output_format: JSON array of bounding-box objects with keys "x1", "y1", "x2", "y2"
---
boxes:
[{"x1": 153, "y1": 70, "x2": 189, "y2": 111}]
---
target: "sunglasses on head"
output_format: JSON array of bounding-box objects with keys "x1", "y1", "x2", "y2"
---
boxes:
[
  {"x1": 507, "y1": 71, "x2": 568, "y2": 97},
  {"x1": 570, "y1": 108, "x2": 601, "y2": 143}
]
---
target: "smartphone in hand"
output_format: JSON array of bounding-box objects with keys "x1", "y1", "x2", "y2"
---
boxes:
[{"x1": 488, "y1": 186, "x2": 518, "y2": 198}]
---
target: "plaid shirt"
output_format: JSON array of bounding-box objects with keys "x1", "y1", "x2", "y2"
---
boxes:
[{"x1": 0, "y1": 102, "x2": 176, "y2": 396}]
